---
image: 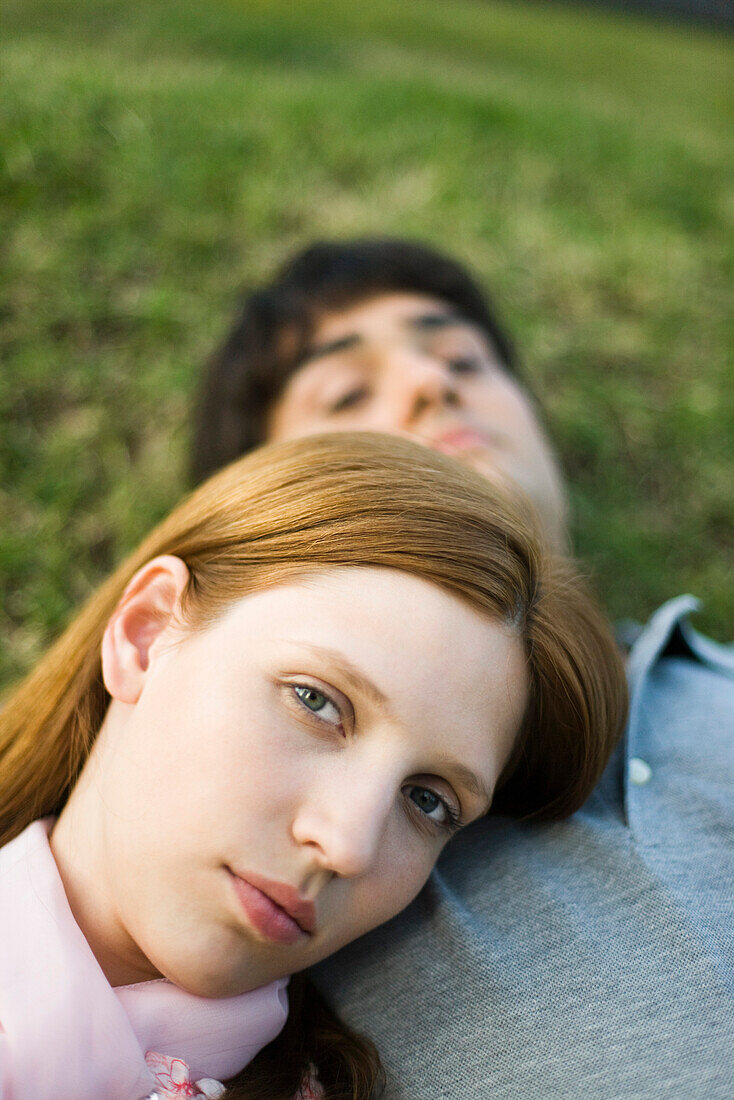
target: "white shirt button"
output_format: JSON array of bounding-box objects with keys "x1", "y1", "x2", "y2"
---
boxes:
[{"x1": 629, "y1": 757, "x2": 653, "y2": 786}]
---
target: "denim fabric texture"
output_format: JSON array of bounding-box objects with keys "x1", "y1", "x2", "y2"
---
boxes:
[{"x1": 312, "y1": 597, "x2": 734, "y2": 1099}]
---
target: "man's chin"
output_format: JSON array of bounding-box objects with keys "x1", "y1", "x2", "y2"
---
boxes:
[
  {"x1": 452, "y1": 450, "x2": 515, "y2": 494},
  {"x1": 455, "y1": 454, "x2": 565, "y2": 549}
]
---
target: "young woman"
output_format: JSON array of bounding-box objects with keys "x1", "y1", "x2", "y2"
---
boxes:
[{"x1": 0, "y1": 432, "x2": 627, "y2": 1100}]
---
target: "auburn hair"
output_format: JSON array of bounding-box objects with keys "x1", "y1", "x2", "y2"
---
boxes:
[{"x1": 0, "y1": 432, "x2": 627, "y2": 1099}]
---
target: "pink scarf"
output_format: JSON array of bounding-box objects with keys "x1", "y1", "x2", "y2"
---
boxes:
[{"x1": 0, "y1": 820, "x2": 289, "y2": 1099}]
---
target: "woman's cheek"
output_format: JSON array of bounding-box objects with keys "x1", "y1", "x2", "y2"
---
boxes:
[{"x1": 366, "y1": 833, "x2": 438, "y2": 929}]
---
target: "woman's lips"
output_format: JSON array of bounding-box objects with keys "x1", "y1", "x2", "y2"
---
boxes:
[{"x1": 228, "y1": 870, "x2": 315, "y2": 945}]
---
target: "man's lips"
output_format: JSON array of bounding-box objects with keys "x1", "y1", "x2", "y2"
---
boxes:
[
  {"x1": 228, "y1": 869, "x2": 316, "y2": 944},
  {"x1": 429, "y1": 427, "x2": 495, "y2": 456}
]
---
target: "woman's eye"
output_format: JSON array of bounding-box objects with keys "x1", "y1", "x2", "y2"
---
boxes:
[
  {"x1": 405, "y1": 785, "x2": 459, "y2": 831},
  {"x1": 328, "y1": 387, "x2": 369, "y2": 414},
  {"x1": 293, "y1": 684, "x2": 342, "y2": 726}
]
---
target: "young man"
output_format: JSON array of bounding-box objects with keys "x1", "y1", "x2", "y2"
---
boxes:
[{"x1": 195, "y1": 239, "x2": 733, "y2": 1098}]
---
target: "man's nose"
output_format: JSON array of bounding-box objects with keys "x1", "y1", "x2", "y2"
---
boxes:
[
  {"x1": 385, "y1": 348, "x2": 460, "y2": 428},
  {"x1": 291, "y1": 777, "x2": 393, "y2": 879}
]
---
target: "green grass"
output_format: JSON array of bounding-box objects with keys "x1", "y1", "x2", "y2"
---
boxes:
[{"x1": 1, "y1": 0, "x2": 733, "y2": 690}]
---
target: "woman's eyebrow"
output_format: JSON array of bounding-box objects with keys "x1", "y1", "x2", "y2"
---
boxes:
[
  {"x1": 432, "y1": 754, "x2": 493, "y2": 814},
  {"x1": 293, "y1": 643, "x2": 393, "y2": 716}
]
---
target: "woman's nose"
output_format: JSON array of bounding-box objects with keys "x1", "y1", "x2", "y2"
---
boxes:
[{"x1": 291, "y1": 779, "x2": 393, "y2": 879}]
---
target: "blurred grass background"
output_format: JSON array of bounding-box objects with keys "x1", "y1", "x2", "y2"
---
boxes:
[{"x1": 1, "y1": 0, "x2": 732, "y2": 691}]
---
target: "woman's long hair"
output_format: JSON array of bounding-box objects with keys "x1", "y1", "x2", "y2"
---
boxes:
[{"x1": 0, "y1": 432, "x2": 627, "y2": 1099}]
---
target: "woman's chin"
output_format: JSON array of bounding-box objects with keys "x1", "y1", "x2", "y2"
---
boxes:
[{"x1": 154, "y1": 951, "x2": 283, "y2": 999}]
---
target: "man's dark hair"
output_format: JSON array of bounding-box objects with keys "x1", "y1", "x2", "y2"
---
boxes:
[{"x1": 192, "y1": 237, "x2": 518, "y2": 483}]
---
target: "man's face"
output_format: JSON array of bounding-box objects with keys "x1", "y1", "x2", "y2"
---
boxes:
[{"x1": 267, "y1": 293, "x2": 567, "y2": 548}]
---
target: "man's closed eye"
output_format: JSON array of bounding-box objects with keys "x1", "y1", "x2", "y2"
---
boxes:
[{"x1": 329, "y1": 387, "x2": 370, "y2": 414}]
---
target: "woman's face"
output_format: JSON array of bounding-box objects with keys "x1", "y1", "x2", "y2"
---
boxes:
[{"x1": 56, "y1": 566, "x2": 527, "y2": 997}]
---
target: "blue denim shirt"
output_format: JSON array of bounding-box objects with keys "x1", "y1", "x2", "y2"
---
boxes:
[{"x1": 313, "y1": 597, "x2": 734, "y2": 1098}]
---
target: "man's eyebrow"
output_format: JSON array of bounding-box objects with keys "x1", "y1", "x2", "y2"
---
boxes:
[
  {"x1": 295, "y1": 643, "x2": 392, "y2": 715},
  {"x1": 432, "y1": 753, "x2": 493, "y2": 814},
  {"x1": 406, "y1": 310, "x2": 466, "y2": 331},
  {"x1": 299, "y1": 334, "x2": 362, "y2": 366},
  {"x1": 298, "y1": 310, "x2": 470, "y2": 367}
]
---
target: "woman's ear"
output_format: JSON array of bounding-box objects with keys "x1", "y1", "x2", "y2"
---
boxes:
[{"x1": 101, "y1": 555, "x2": 191, "y2": 704}]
